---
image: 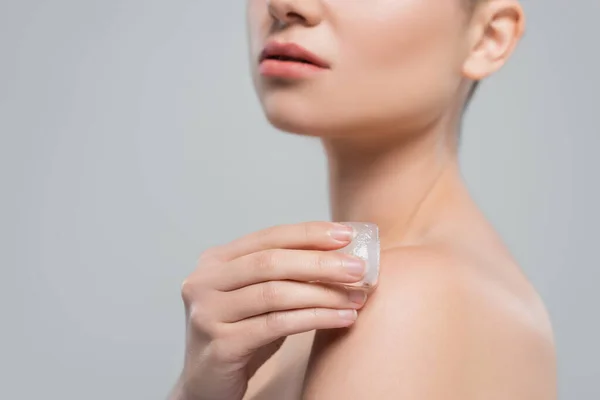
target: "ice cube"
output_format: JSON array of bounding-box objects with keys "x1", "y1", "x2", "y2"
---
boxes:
[{"x1": 334, "y1": 222, "x2": 379, "y2": 290}]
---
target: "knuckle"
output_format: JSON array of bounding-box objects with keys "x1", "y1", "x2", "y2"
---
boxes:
[
  {"x1": 188, "y1": 304, "x2": 213, "y2": 334},
  {"x1": 180, "y1": 275, "x2": 211, "y2": 306},
  {"x1": 314, "y1": 255, "x2": 327, "y2": 273},
  {"x1": 254, "y1": 249, "x2": 278, "y2": 273},
  {"x1": 197, "y1": 246, "x2": 223, "y2": 264},
  {"x1": 255, "y1": 225, "x2": 278, "y2": 242},
  {"x1": 259, "y1": 281, "x2": 282, "y2": 309},
  {"x1": 265, "y1": 311, "x2": 288, "y2": 334},
  {"x1": 186, "y1": 290, "x2": 222, "y2": 335},
  {"x1": 313, "y1": 253, "x2": 332, "y2": 274},
  {"x1": 180, "y1": 279, "x2": 196, "y2": 305},
  {"x1": 301, "y1": 221, "x2": 324, "y2": 243},
  {"x1": 310, "y1": 307, "x2": 321, "y2": 319}
]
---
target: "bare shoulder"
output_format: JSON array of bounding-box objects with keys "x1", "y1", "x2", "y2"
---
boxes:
[{"x1": 301, "y1": 244, "x2": 557, "y2": 400}]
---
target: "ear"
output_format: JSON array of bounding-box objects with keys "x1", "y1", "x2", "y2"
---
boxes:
[{"x1": 462, "y1": 0, "x2": 526, "y2": 81}]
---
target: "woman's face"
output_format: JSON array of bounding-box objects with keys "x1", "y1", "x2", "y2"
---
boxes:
[{"x1": 247, "y1": 0, "x2": 474, "y2": 138}]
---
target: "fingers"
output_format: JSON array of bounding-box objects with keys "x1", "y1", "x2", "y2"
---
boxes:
[
  {"x1": 209, "y1": 221, "x2": 355, "y2": 262},
  {"x1": 218, "y1": 281, "x2": 367, "y2": 322},
  {"x1": 213, "y1": 249, "x2": 366, "y2": 291},
  {"x1": 181, "y1": 221, "x2": 370, "y2": 377},
  {"x1": 226, "y1": 307, "x2": 359, "y2": 353}
]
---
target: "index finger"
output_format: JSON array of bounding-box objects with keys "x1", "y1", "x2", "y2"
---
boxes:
[{"x1": 212, "y1": 221, "x2": 355, "y2": 262}]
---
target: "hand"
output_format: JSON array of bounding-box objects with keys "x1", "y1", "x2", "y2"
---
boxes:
[{"x1": 171, "y1": 221, "x2": 368, "y2": 400}]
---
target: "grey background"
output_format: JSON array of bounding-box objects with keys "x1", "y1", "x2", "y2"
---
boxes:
[{"x1": 1, "y1": 1, "x2": 597, "y2": 399}]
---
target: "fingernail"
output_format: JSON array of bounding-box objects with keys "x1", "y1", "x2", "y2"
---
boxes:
[
  {"x1": 348, "y1": 290, "x2": 367, "y2": 305},
  {"x1": 329, "y1": 223, "x2": 355, "y2": 242},
  {"x1": 343, "y1": 256, "x2": 365, "y2": 278},
  {"x1": 338, "y1": 309, "x2": 358, "y2": 320}
]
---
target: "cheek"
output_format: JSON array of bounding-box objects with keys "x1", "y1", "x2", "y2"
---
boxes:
[
  {"x1": 331, "y1": 0, "x2": 466, "y2": 105},
  {"x1": 332, "y1": 0, "x2": 464, "y2": 61}
]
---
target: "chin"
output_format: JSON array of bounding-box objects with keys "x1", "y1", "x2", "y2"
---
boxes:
[
  {"x1": 259, "y1": 92, "x2": 339, "y2": 137},
  {"x1": 264, "y1": 111, "x2": 328, "y2": 137},
  {"x1": 259, "y1": 92, "x2": 430, "y2": 140}
]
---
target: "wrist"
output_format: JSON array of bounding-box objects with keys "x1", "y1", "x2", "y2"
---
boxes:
[
  {"x1": 168, "y1": 376, "x2": 197, "y2": 400},
  {"x1": 168, "y1": 376, "x2": 245, "y2": 400}
]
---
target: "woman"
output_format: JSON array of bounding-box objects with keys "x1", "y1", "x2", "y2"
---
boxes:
[{"x1": 170, "y1": 0, "x2": 557, "y2": 399}]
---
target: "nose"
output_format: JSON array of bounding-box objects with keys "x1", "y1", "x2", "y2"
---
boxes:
[{"x1": 267, "y1": 0, "x2": 323, "y2": 27}]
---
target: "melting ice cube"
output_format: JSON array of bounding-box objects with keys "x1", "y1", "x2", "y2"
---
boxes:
[{"x1": 334, "y1": 222, "x2": 379, "y2": 290}]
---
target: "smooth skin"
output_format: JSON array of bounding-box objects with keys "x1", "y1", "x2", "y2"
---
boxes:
[
  {"x1": 171, "y1": 223, "x2": 369, "y2": 400},
  {"x1": 170, "y1": 0, "x2": 557, "y2": 399}
]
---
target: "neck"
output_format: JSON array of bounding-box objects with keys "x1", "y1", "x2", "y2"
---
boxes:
[{"x1": 321, "y1": 126, "x2": 471, "y2": 250}]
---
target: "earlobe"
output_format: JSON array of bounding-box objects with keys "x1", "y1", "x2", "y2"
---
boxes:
[{"x1": 462, "y1": 0, "x2": 525, "y2": 81}]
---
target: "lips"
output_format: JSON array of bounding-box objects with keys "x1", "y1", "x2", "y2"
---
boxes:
[{"x1": 259, "y1": 42, "x2": 329, "y2": 69}]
